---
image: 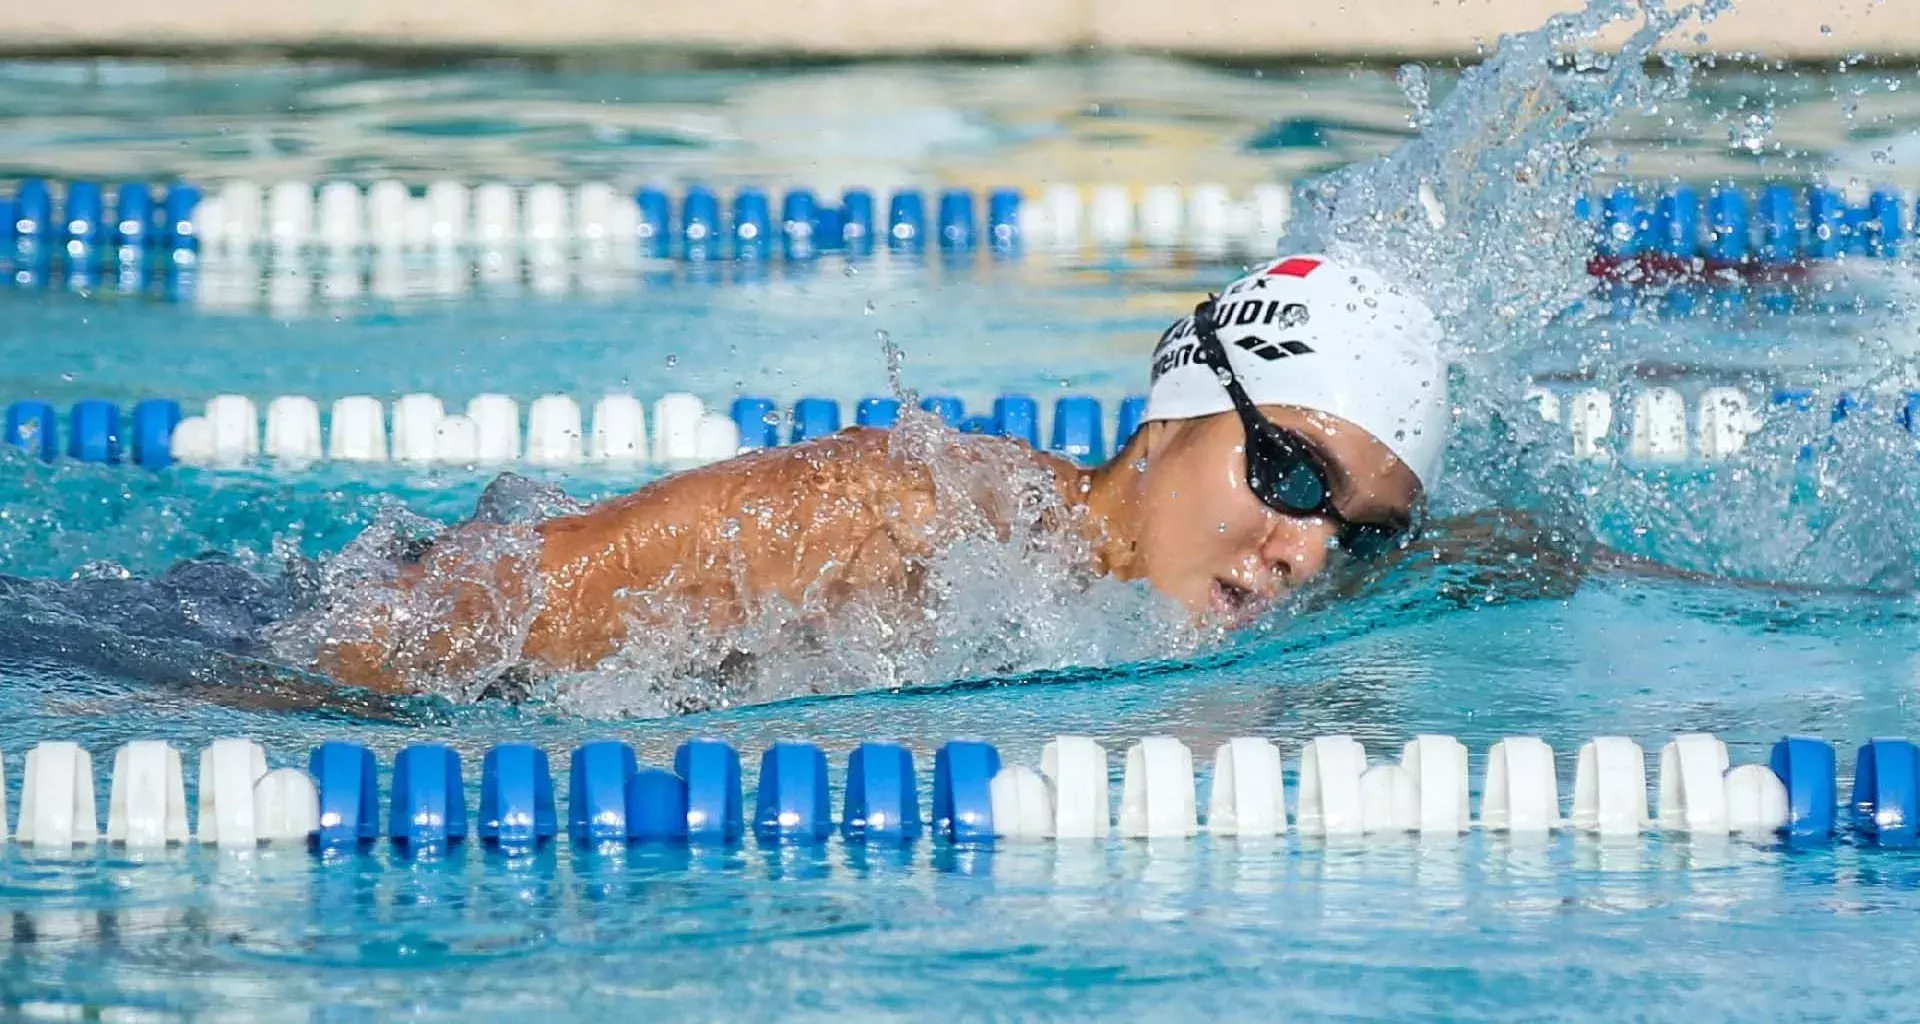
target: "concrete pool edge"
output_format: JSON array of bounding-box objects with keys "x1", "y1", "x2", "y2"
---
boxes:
[{"x1": 0, "y1": 0, "x2": 1909, "y2": 62}]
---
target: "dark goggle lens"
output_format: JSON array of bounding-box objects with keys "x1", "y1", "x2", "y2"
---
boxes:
[{"x1": 1247, "y1": 439, "x2": 1327, "y2": 514}]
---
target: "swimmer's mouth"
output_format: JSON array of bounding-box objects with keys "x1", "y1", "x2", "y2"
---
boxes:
[{"x1": 1209, "y1": 578, "x2": 1269, "y2": 626}]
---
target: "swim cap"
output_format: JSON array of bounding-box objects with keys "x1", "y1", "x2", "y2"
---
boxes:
[{"x1": 1144, "y1": 253, "x2": 1449, "y2": 491}]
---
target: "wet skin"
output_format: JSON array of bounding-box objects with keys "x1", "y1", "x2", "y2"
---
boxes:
[{"x1": 317, "y1": 406, "x2": 1421, "y2": 694}]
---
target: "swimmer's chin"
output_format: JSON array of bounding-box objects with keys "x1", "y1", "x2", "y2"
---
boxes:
[{"x1": 1206, "y1": 578, "x2": 1284, "y2": 630}]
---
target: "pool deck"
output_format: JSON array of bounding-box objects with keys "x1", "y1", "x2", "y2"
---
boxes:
[{"x1": 0, "y1": 0, "x2": 1908, "y2": 61}]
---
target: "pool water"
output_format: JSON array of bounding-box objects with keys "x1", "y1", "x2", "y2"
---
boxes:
[{"x1": 6, "y1": 38, "x2": 1920, "y2": 1021}]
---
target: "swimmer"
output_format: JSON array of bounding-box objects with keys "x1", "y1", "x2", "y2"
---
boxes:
[{"x1": 312, "y1": 253, "x2": 1454, "y2": 696}]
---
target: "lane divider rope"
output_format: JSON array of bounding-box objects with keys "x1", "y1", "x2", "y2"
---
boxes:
[
  {"x1": 6, "y1": 384, "x2": 1916, "y2": 471},
  {"x1": 0, "y1": 732, "x2": 1879, "y2": 853},
  {"x1": 4, "y1": 178, "x2": 1913, "y2": 267}
]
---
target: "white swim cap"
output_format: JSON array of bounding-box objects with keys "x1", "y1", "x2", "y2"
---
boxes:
[{"x1": 1144, "y1": 253, "x2": 1449, "y2": 491}]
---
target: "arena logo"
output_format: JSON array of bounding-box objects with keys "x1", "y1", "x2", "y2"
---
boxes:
[{"x1": 1150, "y1": 302, "x2": 1317, "y2": 381}]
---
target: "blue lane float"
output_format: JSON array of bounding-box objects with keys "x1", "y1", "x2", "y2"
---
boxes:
[
  {"x1": 675, "y1": 738, "x2": 744, "y2": 844},
  {"x1": 67, "y1": 400, "x2": 120, "y2": 464},
  {"x1": 625, "y1": 767, "x2": 690, "y2": 842},
  {"x1": 988, "y1": 188, "x2": 1021, "y2": 250},
  {"x1": 161, "y1": 184, "x2": 199, "y2": 254},
  {"x1": 1769, "y1": 736, "x2": 1837, "y2": 839},
  {"x1": 920, "y1": 395, "x2": 964, "y2": 428},
  {"x1": 130, "y1": 399, "x2": 179, "y2": 470},
  {"x1": 478, "y1": 743, "x2": 558, "y2": 846},
  {"x1": 938, "y1": 189, "x2": 976, "y2": 251},
  {"x1": 841, "y1": 188, "x2": 875, "y2": 253},
  {"x1": 1051, "y1": 395, "x2": 1105, "y2": 464},
  {"x1": 732, "y1": 396, "x2": 779, "y2": 449},
  {"x1": 309, "y1": 741, "x2": 380, "y2": 849},
  {"x1": 1706, "y1": 188, "x2": 1749, "y2": 263},
  {"x1": 1851, "y1": 738, "x2": 1920, "y2": 847},
  {"x1": 12, "y1": 178, "x2": 51, "y2": 245},
  {"x1": 992, "y1": 394, "x2": 1040, "y2": 448},
  {"x1": 390, "y1": 744, "x2": 468, "y2": 852},
  {"x1": 754, "y1": 741, "x2": 832, "y2": 845},
  {"x1": 569, "y1": 740, "x2": 638, "y2": 845},
  {"x1": 888, "y1": 190, "x2": 926, "y2": 251},
  {"x1": 5, "y1": 400, "x2": 57, "y2": 463},
  {"x1": 1116, "y1": 396, "x2": 1148, "y2": 451},
  {"x1": 636, "y1": 187, "x2": 671, "y2": 257},
  {"x1": 682, "y1": 186, "x2": 720, "y2": 254},
  {"x1": 843, "y1": 742, "x2": 921, "y2": 843},
  {"x1": 732, "y1": 188, "x2": 771, "y2": 260},
  {"x1": 114, "y1": 183, "x2": 153, "y2": 250},
  {"x1": 790, "y1": 396, "x2": 841, "y2": 443},
  {"x1": 932, "y1": 740, "x2": 999, "y2": 844},
  {"x1": 857, "y1": 396, "x2": 900, "y2": 429},
  {"x1": 63, "y1": 181, "x2": 106, "y2": 250}
]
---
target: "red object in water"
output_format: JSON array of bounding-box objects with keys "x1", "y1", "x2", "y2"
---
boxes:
[{"x1": 1265, "y1": 257, "x2": 1322, "y2": 278}]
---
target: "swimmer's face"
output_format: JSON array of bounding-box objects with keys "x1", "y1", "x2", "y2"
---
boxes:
[{"x1": 1132, "y1": 406, "x2": 1422, "y2": 626}]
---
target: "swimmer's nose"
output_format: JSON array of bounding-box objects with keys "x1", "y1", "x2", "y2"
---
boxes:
[{"x1": 1258, "y1": 512, "x2": 1339, "y2": 589}]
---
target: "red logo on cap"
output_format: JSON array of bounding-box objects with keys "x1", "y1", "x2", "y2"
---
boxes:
[{"x1": 1265, "y1": 257, "x2": 1322, "y2": 278}]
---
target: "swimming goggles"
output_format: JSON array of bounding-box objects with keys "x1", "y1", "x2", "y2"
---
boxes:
[{"x1": 1188, "y1": 296, "x2": 1415, "y2": 560}]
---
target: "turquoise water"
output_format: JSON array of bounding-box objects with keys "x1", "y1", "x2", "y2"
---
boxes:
[{"x1": 5, "y1": 50, "x2": 1920, "y2": 1020}]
